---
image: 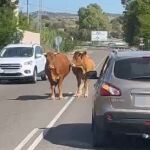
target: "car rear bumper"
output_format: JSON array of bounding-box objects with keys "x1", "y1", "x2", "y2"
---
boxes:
[{"x1": 95, "y1": 112, "x2": 150, "y2": 135}]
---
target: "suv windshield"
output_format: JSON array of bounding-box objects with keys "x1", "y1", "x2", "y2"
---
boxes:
[
  {"x1": 114, "y1": 57, "x2": 150, "y2": 80},
  {"x1": 0, "y1": 47, "x2": 33, "y2": 58}
]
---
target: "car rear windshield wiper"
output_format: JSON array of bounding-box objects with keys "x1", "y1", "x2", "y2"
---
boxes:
[{"x1": 128, "y1": 76, "x2": 150, "y2": 80}]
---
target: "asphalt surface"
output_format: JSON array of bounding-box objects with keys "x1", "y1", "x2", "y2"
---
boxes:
[{"x1": 0, "y1": 49, "x2": 150, "y2": 150}]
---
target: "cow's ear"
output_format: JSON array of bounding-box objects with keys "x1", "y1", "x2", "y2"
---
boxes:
[
  {"x1": 81, "y1": 51, "x2": 87, "y2": 58},
  {"x1": 82, "y1": 51, "x2": 87, "y2": 55}
]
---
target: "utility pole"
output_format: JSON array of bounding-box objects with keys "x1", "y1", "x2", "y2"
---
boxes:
[
  {"x1": 27, "y1": 0, "x2": 29, "y2": 24},
  {"x1": 38, "y1": 0, "x2": 42, "y2": 33}
]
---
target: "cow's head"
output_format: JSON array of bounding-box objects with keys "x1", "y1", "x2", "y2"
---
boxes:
[
  {"x1": 71, "y1": 51, "x2": 87, "y2": 68},
  {"x1": 46, "y1": 51, "x2": 57, "y2": 69},
  {"x1": 46, "y1": 52, "x2": 60, "y2": 81}
]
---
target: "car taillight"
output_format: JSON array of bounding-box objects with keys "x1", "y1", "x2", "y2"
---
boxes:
[{"x1": 100, "y1": 83, "x2": 121, "y2": 96}]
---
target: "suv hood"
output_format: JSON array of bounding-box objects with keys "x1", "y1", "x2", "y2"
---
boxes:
[{"x1": 0, "y1": 58, "x2": 33, "y2": 64}]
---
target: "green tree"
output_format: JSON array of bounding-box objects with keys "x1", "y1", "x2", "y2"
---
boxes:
[
  {"x1": 78, "y1": 3, "x2": 110, "y2": 41},
  {"x1": 78, "y1": 3, "x2": 109, "y2": 30},
  {"x1": 0, "y1": 0, "x2": 18, "y2": 47},
  {"x1": 123, "y1": 0, "x2": 150, "y2": 47},
  {"x1": 19, "y1": 12, "x2": 30, "y2": 30},
  {"x1": 110, "y1": 17, "x2": 123, "y2": 38}
]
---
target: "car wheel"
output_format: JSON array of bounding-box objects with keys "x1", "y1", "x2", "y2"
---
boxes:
[
  {"x1": 31, "y1": 68, "x2": 37, "y2": 83},
  {"x1": 41, "y1": 74, "x2": 47, "y2": 80},
  {"x1": 93, "y1": 117, "x2": 111, "y2": 147}
]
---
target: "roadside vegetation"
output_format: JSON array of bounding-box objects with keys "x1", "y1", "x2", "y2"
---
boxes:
[
  {"x1": 2, "y1": 1, "x2": 150, "y2": 51},
  {"x1": 0, "y1": 0, "x2": 18, "y2": 47},
  {"x1": 123, "y1": 0, "x2": 150, "y2": 49}
]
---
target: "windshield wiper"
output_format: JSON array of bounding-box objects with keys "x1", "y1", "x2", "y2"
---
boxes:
[{"x1": 128, "y1": 76, "x2": 150, "y2": 80}]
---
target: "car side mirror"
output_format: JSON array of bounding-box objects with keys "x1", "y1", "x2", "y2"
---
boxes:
[
  {"x1": 84, "y1": 71, "x2": 98, "y2": 79},
  {"x1": 36, "y1": 54, "x2": 42, "y2": 58}
]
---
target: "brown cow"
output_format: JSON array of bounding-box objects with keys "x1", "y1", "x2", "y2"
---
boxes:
[
  {"x1": 45, "y1": 51, "x2": 71, "y2": 99},
  {"x1": 72, "y1": 51, "x2": 96, "y2": 98}
]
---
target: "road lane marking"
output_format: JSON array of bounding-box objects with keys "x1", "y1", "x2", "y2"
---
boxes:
[
  {"x1": 27, "y1": 54, "x2": 108, "y2": 150},
  {"x1": 14, "y1": 53, "x2": 108, "y2": 150},
  {"x1": 14, "y1": 128, "x2": 39, "y2": 150},
  {"x1": 27, "y1": 96, "x2": 75, "y2": 150}
]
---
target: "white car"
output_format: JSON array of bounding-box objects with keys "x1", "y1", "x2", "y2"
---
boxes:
[{"x1": 0, "y1": 43, "x2": 46, "y2": 83}]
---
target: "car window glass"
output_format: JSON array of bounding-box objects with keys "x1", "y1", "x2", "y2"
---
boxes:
[
  {"x1": 114, "y1": 58, "x2": 150, "y2": 80},
  {"x1": 0, "y1": 47, "x2": 33, "y2": 58},
  {"x1": 35, "y1": 46, "x2": 42, "y2": 58}
]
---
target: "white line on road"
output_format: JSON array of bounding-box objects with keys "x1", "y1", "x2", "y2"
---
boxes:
[
  {"x1": 27, "y1": 96, "x2": 75, "y2": 150},
  {"x1": 27, "y1": 54, "x2": 107, "y2": 150},
  {"x1": 14, "y1": 52, "x2": 108, "y2": 150},
  {"x1": 14, "y1": 128, "x2": 39, "y2": 150}
]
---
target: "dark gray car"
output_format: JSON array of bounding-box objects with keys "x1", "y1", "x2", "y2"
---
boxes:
[{"x1": 91, "y1": 50, "x2": 150, "y2": 147}]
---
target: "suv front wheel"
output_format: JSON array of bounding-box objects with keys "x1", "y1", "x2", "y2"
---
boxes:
[
  {"x1": 31, "y1": 68, "x2": 37, "y2": 83},
  {"x1": 41, "y1": 73, "x2": 47, "y2": 80}
]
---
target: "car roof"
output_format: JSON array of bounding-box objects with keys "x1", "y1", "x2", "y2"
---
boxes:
[
  {"x1": 5, "y1": 43, "x2": 40, "y2": 48},
  {"x1": 111, "y1": 50, "x2": 150, "y2": 60}
]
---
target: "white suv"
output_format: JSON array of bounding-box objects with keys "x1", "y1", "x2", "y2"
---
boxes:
[{"x1": 0, "y1": 44, "x2": 46, "y2": 83}]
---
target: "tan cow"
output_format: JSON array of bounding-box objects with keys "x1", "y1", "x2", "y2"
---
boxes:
[
  {"x1": 72, "y1": 51, "x2": 96, "y2": 98},
  {"x1": 45, "y1": 51, "x2": 71, "y2": 99}
]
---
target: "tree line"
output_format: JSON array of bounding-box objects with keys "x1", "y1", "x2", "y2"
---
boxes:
[
  {"x1": 1, "y1": 1, "x2": 149, "y2": 50},
  {"x1": 123, "y1": 0, "x2": 150, "y2": 49}
]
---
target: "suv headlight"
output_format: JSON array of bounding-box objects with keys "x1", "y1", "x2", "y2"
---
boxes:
[{"x1": 24, "y1": 61, "x2": 33, "y2": 65}]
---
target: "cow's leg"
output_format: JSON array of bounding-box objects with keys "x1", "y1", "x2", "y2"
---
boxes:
[
  {"x1": 58, "y1": 77, "x2": 64, "y2": 99},
  {"x1": 84, "y1": 79, "x2": 89, "y2": 98},
  {"x1": 50, "y1": 84, "x2": 56, "y2": 99},
  {"x1": 75, "y1": 76, "x2": 83, "y2": 97}
]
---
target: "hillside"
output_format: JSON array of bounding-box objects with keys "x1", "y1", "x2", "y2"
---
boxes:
[
  {"x1": 30, "y1": 11, "x2": 121, "y2": 20},
  {"x1": 30, "y1": 11, "x2": 122, "y2": 29}
]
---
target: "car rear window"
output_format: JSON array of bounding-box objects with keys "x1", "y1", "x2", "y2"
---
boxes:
[{"x1": 114, "y1": 57, "x2": 150, "y2": 80}]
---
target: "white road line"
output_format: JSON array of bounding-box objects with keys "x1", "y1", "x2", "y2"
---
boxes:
[
  {"x1": 14, "y1": 128, "x2": 39, "y2": 150},
  {"x1": 27, "y1": 55, "x2": 107, "y2": 150},
  {"x1": 14, "y1": 53, "x2": 107, "y2": 150},
  {"x1": 27, "y1": 96, "x2": 75, "y2": 150}
]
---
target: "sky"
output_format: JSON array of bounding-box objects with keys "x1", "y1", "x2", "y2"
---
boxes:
[{"x1": 20, "y1": 0, "x2": 124, "y2": 14}]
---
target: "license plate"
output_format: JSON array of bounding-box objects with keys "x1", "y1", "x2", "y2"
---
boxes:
[
  {"x1": 4, "y1": 69, "x2": 18, "y2": 73},
  {"x1": 134, "y1": 95, "x2": 150, "y2": 107}
]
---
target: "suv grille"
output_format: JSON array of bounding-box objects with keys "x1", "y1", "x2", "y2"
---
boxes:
[
  {"x1": 0, "y1": 64, "x2": 21, "y2": 69},
  {"x1": 0, "y1": 73, "x2": 22, "y2": 76}
]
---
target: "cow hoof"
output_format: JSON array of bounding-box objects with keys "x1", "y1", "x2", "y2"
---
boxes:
[
  {"x1": 84, "y1": 94, "x2": 88, "y2": 98},
  {"x1": 74, "y1": 93, "x2": 82, "y2": 98},
  {"x1": 58, "y1": 96, "x2": 64, "y2": 100},
  {"x1": 49, "y1": 96, "x2": 55, "y2": 100}
]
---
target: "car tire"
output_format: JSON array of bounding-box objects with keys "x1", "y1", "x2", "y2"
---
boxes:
[
  {"x1": 31, "y1": 68, "x2": 37, "y2": 83},
  {"x1": 93, "y1": 117, "x2": 111, "y2": 147},
  {"x1": 41, "y1": 73, "x2": 47, "y2": 81}
]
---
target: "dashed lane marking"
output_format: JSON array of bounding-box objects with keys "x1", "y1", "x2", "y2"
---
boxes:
[
  {"x1": 14, "y1": 128, "x2": 38, "y2": 150},
  {"x1": 27, "y1": 96, "x2": 75, "y2": 150},
  {"x1": 14, "y1": 53, "x2": 108, "y2": 150}
]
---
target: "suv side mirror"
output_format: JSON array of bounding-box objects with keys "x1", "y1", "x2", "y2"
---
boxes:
[
  {"x1": 36, "y1": 53, "x2": 42, "y2": 58},
  {"x1": 84, "y1": 71, "x2": 98, "y2": 79}
]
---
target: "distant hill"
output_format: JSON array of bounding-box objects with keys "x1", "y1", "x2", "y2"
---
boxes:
[
  {"x1": 30, "y1": 11, "x2": 78, "y2": 20},
  {"x1": 30, "y1": 11, "x2": 121, "y2": 20},
  {"x1": 29, "y1": 11, "x2": 122, "y2": 29}
]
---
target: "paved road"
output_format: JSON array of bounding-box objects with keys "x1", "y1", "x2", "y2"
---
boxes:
[{"x1": 0, "y1": 49, "x2": 150, "y2": 150}]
